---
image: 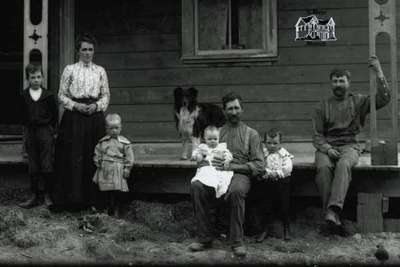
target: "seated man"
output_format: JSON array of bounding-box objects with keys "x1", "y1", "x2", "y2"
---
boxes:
[
  {"x1": 189, "y1": 92, "x2": 264, "y2": 257},
  {"x1": 312, "y1": 56, "x2": 391, "y2": 236}
]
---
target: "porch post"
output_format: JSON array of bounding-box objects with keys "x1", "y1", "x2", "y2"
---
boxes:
[
  {"x1": 23, "y1": 0, "x2": 48, "y2": 88},
  {"x1": 59, "y1": 0, "x2": 75, "y2": 74},
  {"x1": 368, "y1": 0, "x2": 398, "y2": 165},
  {"x1": 58, "y1": 0, "x2": 75, "y2": 119}
]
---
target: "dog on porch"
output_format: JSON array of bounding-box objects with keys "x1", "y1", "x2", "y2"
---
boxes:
[{"x1": 173, "y1": 87, "x2": 226, "y2": 160}]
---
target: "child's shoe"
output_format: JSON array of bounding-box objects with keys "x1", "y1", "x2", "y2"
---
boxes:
[
  {"x1": 107, "y1": 206, "x2": 115, "y2": 216},
  {"x1": 44, "y1": 194, "x2": 53, "y2": 208},
  {"x1": 283, "y1": 224, "x2": 291, "y2": 241}
]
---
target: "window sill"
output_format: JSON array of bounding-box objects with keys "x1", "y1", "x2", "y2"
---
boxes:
[{"x1": 181, "y1": 54, "x2": 278, "y2": 66}]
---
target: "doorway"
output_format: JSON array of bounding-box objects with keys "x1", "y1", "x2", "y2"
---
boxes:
[{"x1": 0, "y1": 0, "x2": 23, "y2": 133}]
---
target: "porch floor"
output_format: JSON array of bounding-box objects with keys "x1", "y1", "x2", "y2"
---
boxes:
[{"x1": 1, "y1": 141, "x2": 400, "y2": 170}]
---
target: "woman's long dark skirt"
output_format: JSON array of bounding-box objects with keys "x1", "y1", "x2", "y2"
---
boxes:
[{"x1": 53, "y1": 110, "x2": 105, "y2": 210}]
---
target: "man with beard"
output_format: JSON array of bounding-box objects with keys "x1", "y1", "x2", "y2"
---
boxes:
[
  {"x1": 189, "y1": 92, "x2": 264, "y2": 257},
  {"x1": 312, "y1": 56, "x2": 391, "y2": 236}
]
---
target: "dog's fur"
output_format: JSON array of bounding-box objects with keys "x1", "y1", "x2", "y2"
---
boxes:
[{"x1": 174, "y1": 87, "x2": 226, "y2": 159}]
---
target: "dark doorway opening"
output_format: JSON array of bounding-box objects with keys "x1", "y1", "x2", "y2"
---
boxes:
[{"x1": 0, "y1": 0, "x2": 23, "y2": 133}]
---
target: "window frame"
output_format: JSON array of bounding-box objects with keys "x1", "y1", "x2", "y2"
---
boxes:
[{"x1": 181, "y1": 0, "x2": 278, "y2": 64}]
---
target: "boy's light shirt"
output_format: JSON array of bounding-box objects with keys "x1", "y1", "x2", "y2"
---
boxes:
[
  {"x1": 29, "y1": 87, "x2": 42, "y2": 101},
  {"x1": 262, "y1": 145, "x2": 294, "y2": 180}
]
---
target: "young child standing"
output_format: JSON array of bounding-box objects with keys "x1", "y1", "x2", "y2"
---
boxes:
[
  {"x1": 19, "y1": 64, "x2": 58, "y2": 209},
  {"x1": 256, "y1": 128, "x2": 294, "y2": 242},
  {"x1": 92, "y1": 113, "x2": 134, "y2": 216},
  {"x1": 191, "y1": 126, "x2": 233, "y2": 198}
]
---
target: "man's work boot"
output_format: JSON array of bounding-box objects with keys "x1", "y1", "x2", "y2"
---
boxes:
[
  {"x1": 232, "y1": 246, "x2": 247, "y2": 257},
  {"x1": 256, "y1": 231, "x2": 268, "y2": 243},
  {"x1": 256, "y1": 224, "x2": 273, "y2": 243},
  {"x1": 188, "y1": 241, "x2": 212, "y2": 252},
  {"x1": 325, "y1": 207, "x2": 341, "y2": 226},
  {"x1": 18, "y1": 194, "x2": 41, "y2": 209}
]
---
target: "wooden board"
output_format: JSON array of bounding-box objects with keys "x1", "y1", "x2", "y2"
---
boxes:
[
  {"x1": 383, "y1": 219, "x2": 400, "y2": 232},
  {"x1": 280, "y1": 0, "x2": 368, "y2": 10},
  {"x1": 109, "y1": 82, "x2": 400, "y2": 104},
  {"x1": 357, "y1": 193, "x2": 383, "y2": 233},
  {"x1": 279, "y1": 8, "x2": 369, "y2": 30},
  {"x1": 279, "y1": 27, "x2": 400, "y2": 48},
  {"x1": 95, "y1": 34, "x2": 179, "y2": 53},
  {"x1": 107, "y1": 64, "x2": 383, "y2": 87},
  {"x1": 96, "y1": 44, "x2": 400, "y2": 70},
  {"x1": 108, "y1": 101, "x2": 397, "y2": 122},
  {"x1": 76, "y1": 0, "x2": 178, "y2": 35},
  {"x1": 120, "y1": 119, "x2": 400, "y2": 142}
]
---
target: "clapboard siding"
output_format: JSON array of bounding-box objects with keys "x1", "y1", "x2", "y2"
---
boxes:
[
  {"x1": 96, "y1": 45, "x2": 397, "y2": 70},
  {"x1": 109, "y1": 83, "x2": 388, "y2": 104},
  {"x1": 76, "y1": 0, "x2": 399, "y2": 142},
  {"x1": 107, "y1": 64, "x2": 391, "y2": 86},
  {"x1": 279, "y1": 0, "x2": 368, "y2": 10},
  {"x1": 122, "y1": 119, "x2": 396, "y2": 142},
  {"x1": 108, "y1": 102, "x2": 396, "y2": 123},
  {"x1": 279, "y1": 8, "x2": 368, "y2": 29},
  {"x1": 95, "y1": 34, "x2": 179, "y2": 53},
  {"x1": 279, "y1": 27, "x2": 393, "y2": 47}
]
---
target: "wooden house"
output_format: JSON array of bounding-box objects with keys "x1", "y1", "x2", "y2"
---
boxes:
[{"x1": 0, "y1": 0, "x2": 399, "y2": 231}]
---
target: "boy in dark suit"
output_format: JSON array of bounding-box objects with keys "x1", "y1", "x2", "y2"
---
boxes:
[{"x1": 19, "y1": 64, "x2": 58, "y2": 209}]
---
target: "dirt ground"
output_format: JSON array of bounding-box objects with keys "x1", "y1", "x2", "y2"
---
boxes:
[{"x1": 0, "y1": 189, "x2": 400, "y2": 266}]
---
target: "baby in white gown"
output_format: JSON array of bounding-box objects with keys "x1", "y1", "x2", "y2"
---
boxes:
[{"x1": 191, "y1": 126, "x2": 234, "y2": 198}]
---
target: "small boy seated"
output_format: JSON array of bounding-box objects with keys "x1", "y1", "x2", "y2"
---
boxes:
[{"x1": 256, "y1": 128, "x2": 294, "y2": 242}]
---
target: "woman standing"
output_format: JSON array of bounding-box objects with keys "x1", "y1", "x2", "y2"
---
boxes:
[{"x1": 53, "y1": 34, "x2": 110, "y2": 210}]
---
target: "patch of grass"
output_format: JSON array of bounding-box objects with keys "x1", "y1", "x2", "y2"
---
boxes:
[
  {"x1": 126, "y1": 200, "x2": 196, "y2": 241},
  {"x1": 114, "y1": 222, "x2": 159, "y2": 243},
  {"x1": 12, "y1": 231, "x2": 40, "y2": 248}
]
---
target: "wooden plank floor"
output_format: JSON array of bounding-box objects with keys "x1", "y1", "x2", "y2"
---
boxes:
[{"x1": 2, "y1": 141, "x2": 400, "y2": 170}]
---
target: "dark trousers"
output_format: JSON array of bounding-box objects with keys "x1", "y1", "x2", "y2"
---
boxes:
[
  {"x1": 315, "y1": 145, "x2": 359, "y2": 212},
  {"x1": 25, "y1": 125, "x2": 54, "y2": 194},
  {"x1": 249, "y1": 178, "x2": 291, "y2": 228},
  {"x1": 191, "y1": 173, "x2": 251, "y2": 247}
]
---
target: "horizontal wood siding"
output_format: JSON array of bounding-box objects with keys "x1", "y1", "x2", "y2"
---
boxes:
[{"x1": 76, "y1": 0, "x2": 399, "y2": 142}]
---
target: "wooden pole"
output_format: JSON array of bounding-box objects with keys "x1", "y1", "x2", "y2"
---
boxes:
[
  {"x1": 368, "y1": 0, "x2": 398, "y2": 165},
  {"x1": 23, "y1": 0, "x2": 48, "y2": 88},
  {"x1": 58, "y1": 0, "x2": 75, "y2": 122}
]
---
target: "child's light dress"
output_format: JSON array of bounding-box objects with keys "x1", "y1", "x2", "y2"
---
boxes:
[
  {"x1": 93, "y1": 135, "x2": 135, "y2": 192},
  {"x1": 262, "y1": 146, "x2": 294, "y2": 180},
  {"x1": 191, "y1": 143, "x2": 234, "y2": 198}
]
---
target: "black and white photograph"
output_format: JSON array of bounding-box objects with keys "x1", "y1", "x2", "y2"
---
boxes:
[{"x1": 0, "y1": 0, "x2": 400, "y2": 265}]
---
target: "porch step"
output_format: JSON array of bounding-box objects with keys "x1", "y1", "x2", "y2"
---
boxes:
[{"x1": 0, "y1": 141, "x2": 26, "y2": 165}]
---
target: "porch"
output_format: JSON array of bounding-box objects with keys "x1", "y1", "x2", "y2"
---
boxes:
[{"x1": 2, "y1": 137, "x2": 400, "y2": 233}]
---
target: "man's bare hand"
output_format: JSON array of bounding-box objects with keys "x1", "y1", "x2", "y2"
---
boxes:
[
  {"x1": 327, "y1": 148, "x2": 341, "y2": 160},
  {"x1": 369, "y1": 55, "x2": 384, "y2": 77}
]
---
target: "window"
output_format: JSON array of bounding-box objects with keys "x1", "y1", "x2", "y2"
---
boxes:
[{"x1": 181, "y1": 0, "x2": 277, "y2": 64}]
